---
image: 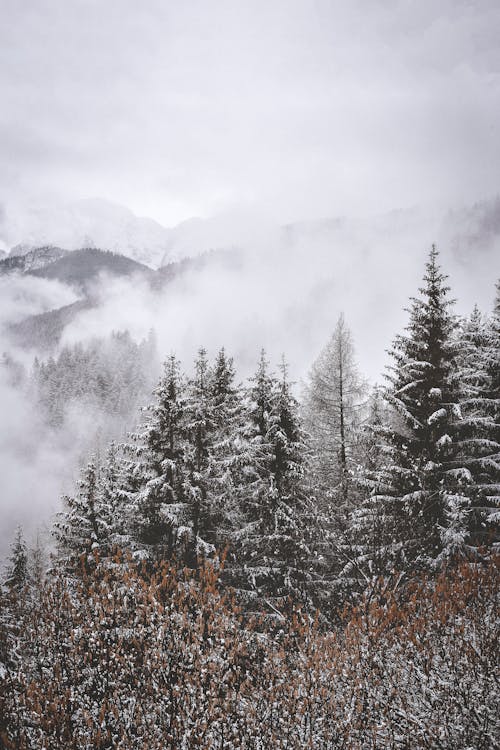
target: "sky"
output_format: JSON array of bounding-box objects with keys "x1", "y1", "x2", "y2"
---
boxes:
[
  {"x1": 1, "y1": 0, "x2": 499, "y2": 553},
  {"x1": 1, "y1": 0, "x2": 499, "y2": 226}
]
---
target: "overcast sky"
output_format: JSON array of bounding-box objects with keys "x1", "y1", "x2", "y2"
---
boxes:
[{"x1": 1, "y1": 0, "x2": 499, "y2": 226}]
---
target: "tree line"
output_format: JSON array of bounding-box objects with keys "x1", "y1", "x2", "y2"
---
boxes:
[
  {"x1": 5, "y1": 246, "x2": 498, "y2": 613},
  {"x1": 1, "y1": 246, "x2": 499, "y2": 748}
]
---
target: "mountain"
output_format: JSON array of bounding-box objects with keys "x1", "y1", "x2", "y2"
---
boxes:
[
  {"x1": 8, "y1": 299, "x2": 92, "y2": 351},
  {"x1": 0, "y1": 246, "x2": 68, "y2": 274},
  {"x1": 0, "y1": 199, "x2": 260, "y2": 268},
  {"x1": 3, "y1": 195, "x2": 500, "y2": 273},
  {"x1": 5, "y1": 249, "x2": 229, "y2": 351},
  {"x1": 1, "y1": 199, "x2": 172, "y2": 268},
  {"x1": 3, "y1": 247, "x2": 156, "y2": 350},
  {"x1": 27, "y1": 247, "x2": 154, "y2": 292},
  {"x1": 0, "y1": 245, "x2": 154, "y2": 291}
]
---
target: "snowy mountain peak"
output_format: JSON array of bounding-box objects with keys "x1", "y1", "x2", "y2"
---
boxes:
[
  {"x1": 1, "y1": 199, "x2": 173, "y2": 268},
  {"x1": 0, "y1": 245, "x2": 69, "y2": 275},
  {"x1": 20, "y1": 246, "x2": 69, "y2": 272}
]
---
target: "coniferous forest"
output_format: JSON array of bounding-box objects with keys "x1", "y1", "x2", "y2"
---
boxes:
[{"x1": 1, "y1": 247, "x2": 499, "y2": 748}]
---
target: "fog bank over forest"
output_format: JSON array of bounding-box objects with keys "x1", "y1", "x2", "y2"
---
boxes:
[{"x1": 0, "y1": 194, "x2": 498, "y2": 554}]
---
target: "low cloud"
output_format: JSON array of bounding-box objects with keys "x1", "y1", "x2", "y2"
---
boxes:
[{"x1": 1, "y1": 199, "x2": 499, "y2": 558}]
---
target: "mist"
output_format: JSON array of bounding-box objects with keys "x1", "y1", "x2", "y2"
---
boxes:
[
  {"x1": 0, "y1": 1, "x2": 499, "y2": 566},
  {"x1": 61, "y1": 201, "x2": 500, "y2": 381},
  {"x1": 1, "y1": 193, "x2": 499, "y2": 558}
]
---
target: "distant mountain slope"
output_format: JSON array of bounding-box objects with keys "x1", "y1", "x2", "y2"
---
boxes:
[
  {"x1": 1, "y1": 198, "x2": 173, "y2": 267},
  {"x1": 4, "y1": 247, "x2": 156, "y2": 350},
  {"x1": 155, "y1": 247, "x2": 242, "y2": 288},
  {"x1": 1, "y1": 198, "x2": 250, "y2": 268},
  {"x1": 8, "y1": 299, "x2": 92, "y2": 351},
  {"x1": 0, "y1": 246, "x2": 68, "y2": 275},
  {"x1": 6, "y1": 250, "x2": 230, "y2": 351},
  {"x1": 27, "y1": 248, "x2": 154, "y2": 292}
]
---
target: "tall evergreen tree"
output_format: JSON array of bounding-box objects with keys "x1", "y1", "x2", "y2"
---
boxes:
[
  {"x1": 123, "y1": 348, "x2": 249, "y2": 567},
  {"x1": 367, "y1": 247, "x2": 470, "y2": 571},
  {"x1": 453, "y1": 299, "x2": 500, "y2": 550},
  {"x1": 126, "y1": 355, "x2": 188, "y2": 559},
  {"x1": 345, "y1": 386, "x2": 400, "y2": 586},
  {"x1": 233, "y1": 352, "x2": 315, "y2": 611},
  {"x1": 3, "y1": 527, "x2": 28, "y2": 592},
  {"x1": 53, "y1": 458, "x2": 107, "y2": 573},
  {"x1": 207, "y1": 348, "x2": 246, "y2": 548},
  {"x1": 180, "y1": 347, "x2": 218, "y2": 565}
]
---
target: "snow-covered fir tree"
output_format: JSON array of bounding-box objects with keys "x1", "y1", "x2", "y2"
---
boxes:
[
  {"x1": 3, "y1": 526, "x2": 28, "y2": 592},
  {"x1": 366, "y1": 246, "x2": 471, "y2": 571},
  {"x1": 232, "y1": 351, "x2": 316, "y2": 612},
  {"x1": 344, "y1": 386, "x2": 401, "y2": 588},
  {"x1": 124, "y1": 348, "x2": 246, "y2": 567},
  {"x1": 180, "y1": 347, "x2": 219, "y2": 565},
  {"x1": 206, "y1": 348, "x2": 247, "y2": 548},
  {"x1": 53, "y1": 457, "x2": 112, "y2": 573},
  {"x1": 124, "y1": 355, "x2": 188, "y2": 559},
  {"x1": 453, "y1": 299, "x2": 500, "y2": 550}
]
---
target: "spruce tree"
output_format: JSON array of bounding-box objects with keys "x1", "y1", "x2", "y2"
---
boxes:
[
  {"x1": 124, "y1": 355, "x2": 188, "y2": 560},
  {"x1": 207, "y1": 348, "x2": 246, "y2": 548},
  {"x1": 369, "y1": 246, "x2": 470, "y2": 571},
  {"x1": 234, "y1": 352, "x2": 314, "y2": 611},
  {"x1": 346, "y1": 386, "x2": 400, "y2": 586},
  {"x1": 53, "y1": 458, "x2": 104, "y2": 573},
  {"x1": 453, "y1": 299, "x2": 500, "y2": 550},
  {"x1": 3, "y1": 527, "x2": 28, "y2": 592},
  {"x1": 180, "y1": 347, "x2": 218, "y2": 565}
]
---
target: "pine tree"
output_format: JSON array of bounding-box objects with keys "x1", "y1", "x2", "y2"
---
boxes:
[
  {"x1": 345, "y1": 386, "x2": 399, "y2": 586},
  {"x1": 97, "y1": 442, "x2": 128, "y2": 551},
  {"x1": 3, "y1": 527, "x2": 28, "y2": 592},
  {"x1": 207, "y1": 348, "x2": 246, "y2": 548},
  {"x1": 180, "y1": 347, "x2": 218, "y2": 565},
  {"x1": 368, "y1": 247, "x2": 470, "y2": 571},
  {"x1": 453, "y1": 298, "x2": 500, "y2": 550},
  {"x1": 123, "y1": 348, "x2": 249, "y2": 567},
  {"x1": 125, "y1": 355, "x2": 188, "y2": 560},
  {"x1": 233, "y1": 352, "x2": 315, "y2": 611},
  {"x1": 53, "y1": 458, "x2": 106, "y2": 573}
]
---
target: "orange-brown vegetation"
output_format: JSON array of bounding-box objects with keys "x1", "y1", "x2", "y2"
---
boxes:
[{"x1": 1, "y1": 554, "x2": 498, "y2": 749}]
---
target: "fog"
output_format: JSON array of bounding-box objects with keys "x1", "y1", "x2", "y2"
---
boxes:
[
  {"x1": 1, "y1": 1, "x2": 500, "y2": 226},
  {"x1": 1, "y1": 196, "x2": 499, "y2": 558},
  {"x1": 61, "y1": 200, "x2": 500, "y2": 380},
  {"x1": 0, "y1": 1, "x2": 499, "y2": 561}
]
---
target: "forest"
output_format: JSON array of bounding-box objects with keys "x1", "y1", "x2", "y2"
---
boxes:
[{"x1": 1, "y1": 246, "x2": 499, "y2": 749}]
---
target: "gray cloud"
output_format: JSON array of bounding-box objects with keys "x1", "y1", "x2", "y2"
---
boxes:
[{"x1": 1, "y1": 1, "x2": 499, "y2": 225}]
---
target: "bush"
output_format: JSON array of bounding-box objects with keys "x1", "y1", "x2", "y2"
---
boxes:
[{"x1": 1, "y1": 554, "x2": 498, "y2": 749}]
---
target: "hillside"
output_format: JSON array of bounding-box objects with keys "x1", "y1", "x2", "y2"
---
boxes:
[
  {"x1": 0, "y1": 198, "x2": 173, "y2": 267},
  {"x1": 28, "y1": 247, "x2": 154, "y2": 292},
  {"x1": 0, "y1": 245, "x2": 68, "y2": 274},
  {"x1": 5, "y1": 250, "x2": 230, "y2": 351},
  {"x1": 7, "y1": 299, "x2": 93, "y2": 350}
]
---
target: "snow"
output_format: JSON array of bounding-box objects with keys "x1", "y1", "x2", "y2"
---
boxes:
[
  {"x1": 436, "y1": 434, "x2": 452, "y2": 448},
  {"x1": 427, "y1": 408, "x2": 447, "y2": 425}
]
